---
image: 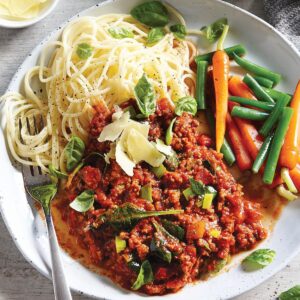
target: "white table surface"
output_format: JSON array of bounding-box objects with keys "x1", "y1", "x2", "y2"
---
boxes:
[{"x1": 0, "y1": 1, "x2": 299, "y2": 299}]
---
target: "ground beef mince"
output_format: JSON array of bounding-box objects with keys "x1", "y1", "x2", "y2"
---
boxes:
[{"x1": 61, "y1": 99, "x2": 267, "y2": 295}]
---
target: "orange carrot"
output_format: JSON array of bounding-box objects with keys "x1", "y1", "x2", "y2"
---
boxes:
[
  {"x1": 279, "y1": 81, "x2": 300, "y2": 169},
  {"x1": 226, "y1": 113, "x2": 252, "y2": 171},
  {"x1": 290, "y1": 164, "x2": 300, "y2": 191},
  {"x1": 228, "y1": 77, "x2": 264, "y2": 159},
  {"x1": 213, "y1": 25, "x2": 230, "y2": 152}
]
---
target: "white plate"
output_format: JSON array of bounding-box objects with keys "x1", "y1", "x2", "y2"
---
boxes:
[{"x1": 0, "y1": 1, "x2": 300, "y2": 299}]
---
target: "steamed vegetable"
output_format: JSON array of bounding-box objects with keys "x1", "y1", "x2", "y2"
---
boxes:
[
  {"x1": 252, "y1": 75, "x2": 274, "y2": 89},
  {"x1": 213, "y1": 24, "x2": 230, "y2": 152},
  {"x1": 229, "y1": 96, "x2": 274, "y2": 111},
  {"x1": 231, "y1": 106, "x2": 269, "y2": 121},
  {"x1": 279, "y1": 81, "x2": 300, "y2": 169},
  {"x1": 196, "y1": 60, "x2": 208, "y2": 109}
]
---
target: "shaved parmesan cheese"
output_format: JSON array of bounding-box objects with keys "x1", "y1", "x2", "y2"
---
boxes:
[
  {"x1": 155, "y1": 139, "x2": 173, "y2": 156},
  {"x1": 104, "y1": 144, "x2": 116, "y2": 164},
  {"x1": 98, "y1": 111, "x2": 130, "y2": 142},
  {"x1": 116, "y1": 142, "x2": 135, "y2": 176}
]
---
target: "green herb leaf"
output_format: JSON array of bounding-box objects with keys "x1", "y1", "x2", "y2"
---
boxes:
[
  {"x1": 201, "y1": 18, "x2": 228, "y2": 43},
  {"x1": 165, "y1": 117, "x2": 176, "y2": 146},
  {"x1": 123, "y1": 106, "x2": 137, "y2": 118},
  {"x1": 161, "y1": 219, "x2": 185, "y2": 241},
  {"x1": 70, "y1": 190, "x2": 95, "y2": 213},
  {"x1": 65, "y1": 136, "x2": 86, "y2": 172},
  {"x1": 29, "y1": 184, "x2": 57, "y2": 214},
  {"x1": 140, "y1": 184, "x2": 153, "y2": 202},
  {"x1": 134, "y1": 74, "x2": 156, "y2": 117},
  {"x1": 175, "y1": 96, "x2": 197, "y2": 116},
  {"x1": 170, "y1": 24, "x2": 186, "y2": 40},
  {"x1": 203, "y1": 160, "x2": 215, "y2": 175},
  {"x1": 279, "y1": 285, "x2": 300, "y2": 300},
  {"x1": 49, "y1": 164, "x2": 68, "y2": 181},
  {"x1": 130, "y1": 1, "x2": 169, "y2": 27},
  {"x1": 76, "y1": 43, "x2": 93, "y2": 60},
  {"x1": 147, "y1": 27, "x2": 165, "y2": 45},
  {"x1": 242, "y1": 249, "x2": 276, "y2": 271},
  {"x1": 108, "y1": 27, "x2": 134, "y2": 39},
  {"x1": 96, "y1": 203, "x2": 183, "y2": 230},
  {"x1": 115, "y1": 236, "x2": 127, "y2": 253},
  {"x1": 189, "y1": 178, "x2": 205, "y2": 195},
  {"x1": 131, "y1": 260, "x2": 154, "y2": 290}
]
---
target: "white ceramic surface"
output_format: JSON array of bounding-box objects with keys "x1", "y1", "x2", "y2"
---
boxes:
[
  {"x1": 0, "y1": 0, "x2": 59, "y2": 28},
  {"x1": 0, "y1": 1, "x2": 300, "y2": 299}
]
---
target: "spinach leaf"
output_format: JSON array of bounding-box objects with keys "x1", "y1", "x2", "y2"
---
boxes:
[
  {"x1": 279, "y1": 285, "x2": 300, "y2": 300},
  {"x1": 170, "y1": 24, "x2": 186, "y2": 40},
  {"x1": 165, "y1": 117, "x2": 176, "y2": 146},
  {"x1": 108, "y1": 27, "x2": 134, "y2": 39},
  {"x1": 161, "y1": 219, "x2": 185, "y2": 241},
  {"x1": 65, "y1": 136, "x2": 86, "y2": 172},
  {"x1": 242, "y1": 249, "x2": 276, "y2": 271},
  {"x1": 69, "y1": 190, "x2": 95, "y2": 213},
  {"x1": 76, "y1": 43, "x2": 93, "y2": 59},
  {"x1": 49, "y1": 164, "x2": 68, "y2": 182},
  {"x1": 29, "y1": 184, "x2": 57, "y2": 215},
  {"x1": 96, "y1": 203, "x2": 183, "y2": 230},
  {"x1": 131, "y1": 260, "x2": 154, "y2": 290},
  {"x1": 134, "y1": 74, "x2": 156, "y2": 117},
  {"x1": 147, "y1": 27, "x2": 165, "y2": 45},
  {"x1": 201, "y1": 18, "x2": 228, "y2": 43},
  {"x1": 175, "y1": 96, "x2": 197, "y2": 116},
  {"x1": 130, "y1": 1, "x2": 169, "y2": 27}
]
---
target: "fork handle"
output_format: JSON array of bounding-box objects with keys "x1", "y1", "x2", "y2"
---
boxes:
[{"x1": 45, "y1": 212, "x2": 73, "y2": 300}]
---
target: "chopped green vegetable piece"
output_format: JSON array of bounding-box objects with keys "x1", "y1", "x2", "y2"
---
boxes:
[
  {"x1": 202, "y1": 193, "x2": 214, "y2": 209},
  {"x1": 69, "y1": 190, "x2": 95, "y2": 213},
  {"x1": 76, "y1": 43, "x2": 93, "y2": 60},
  {"x1": 146, "y1": 27, "x2": 165, "y2": 45},
  {"x1": 161, "y1": 219, "x2": 185, "y2": 241},
  {"x1": 130, "y1": 1, "x2": 169, "y2": 27},
  {"x1": 166, "y1": 117, "x2": 176, "y2": 145},
  {"x1": 131, "y1": 260, "x2": 154, "y2": 290},
  {"x1": 210, "y1": 229, "x2": 221, "y2": 238},
  {"x1": 279, "y1": 285, "x2": 300, "y2": 300},
  {"x1": 65, "y1": 136, "x2": 86, "y2": 172},
  {"x1": 170, "y1": 24, "x2": 186, "y2": 40},
  {"x1": 242, "y1": 249, "x2": 276, "y2": 271},
  {"x1": 115, "y1": 236, "x2": 127, "y2": 253},
  {"x1": 151, "y1": 164, "x2": 166, "y2": 178},
  {"x1": 183, "y1": 187, "x2": 195, "y2": 200},
  {"x1": 211, "y1": 258, "x2": 228, "y2": 274},
  {"x1": 201, "y1": 18, "x2": 228, "y2": 43},
  {"x1": 175, "y1": 96, "x2": 197, "y2": 116},
  {"x1": 140, "y1": 184, "x2": 153, "y2": 202},
  {"x1": 108, "y1": 27, "x2": 134, "y2": 39}
]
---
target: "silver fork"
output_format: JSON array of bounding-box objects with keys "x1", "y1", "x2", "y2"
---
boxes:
[{"x1": 20, "y1": 116, "x2": 72, "y2": 300}]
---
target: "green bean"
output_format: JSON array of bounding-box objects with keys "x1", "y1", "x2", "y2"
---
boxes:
[
  {"x1": 263, "y1": 87, "x2": 292, "y2": 103},
  {"x1": 259, "y1": 94, "x2": 290, "y2": 137},
  {"x1": 252, "y1": 76, "x2": 274, "y2": 89},
  {"x1": 252, "y1": 133, "x2": 274, "y2": 173},
  {"x1": 231, "y1": 106, "x2": 269, "y2": 121},
  {"x1": 243, "y1": 74, "x2": 275, "y2": 103},
  {"x1": 206, "y1": 110, "x2": 236, "y2": 166},
  {"x1": 195, "y1": 44, "x2": 246, "y2": 64},
  {"x1": 229, "y1": 96, "x2": 274, "y2": 111},
  {"x1": 263, "y1": 107, "x2": 294, "y2": 184},
  {"x1": 196, "y1": 61, "x2": 208, "y2": 109},
  {"x1": 233, "y1": 52, "x2": 282, "y2": 85}
]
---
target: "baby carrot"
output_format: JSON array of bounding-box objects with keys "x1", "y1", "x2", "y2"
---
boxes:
[
  {"x1": 213, "y1": 25, "x2": 230, "y2": 152},
  {"x1": 279, "y1": 81, "x2": 300, "y2": 169}
]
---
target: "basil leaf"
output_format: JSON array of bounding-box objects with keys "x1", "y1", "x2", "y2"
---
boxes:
[
  {"x1": 130, "y1": 1, "x2": 169, "y2": 27},
  {"x1": 131, "y1": 260, "x2": 154, "y2": 290},
  {"x1": 242, "y1": 249, "x2": 276, "y2": 271},
  {"x1": 201, "y1": 18, "x2": 228, "y2": 43},
  {"x1": 279, "y1": 285, "x2": 300, "y2": 300},
  {"x1": 108, "y1": 27, "x2": 134, "y2": 39},
  {"x1": 134, "y1": 74, "x2": 156, "y2": 117},
  {"x1": 170, "y1": 24, "x2": 186, "y2": 40},
  {"x1": 161, "y1": 219, "x2": 185, "y2": 241},
  {"x1": 65, "y1": 136, "x2": 86, "y2": 172},
  {"x1": 146, "y1": 27, "x2": 165, "y2": 45},
  {"x1": 175, "y1": 96, "x2": 197, "y2": 116},
  {"x1": 150, "y1": 238, "x2": 172, "y2": 263},
  {"x1": 49, "y1": 164, "x2": 68, "y2": 180},
  {"x1": 190, "y1": 178, "x2": 205, "y2": 196},
  {"x1": 76, "y1": 43, "x2": 93, "y2": 59},
  {"x1": 128, "y1": 260, "x2": 141, "y2": 273},
  {"x1": 96, "y1": 203, "x2": 183, "y2": 230},
  {"x1": 29, "y1": 184, "x2": 57, "y2": 214},
  {"x1": 69, "y1": 190, "x2": 95, "y2": 213}
]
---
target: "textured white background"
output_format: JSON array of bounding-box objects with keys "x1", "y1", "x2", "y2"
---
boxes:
[{"x1": 0, "y1": 0, "x2": 299, "y2": 299}]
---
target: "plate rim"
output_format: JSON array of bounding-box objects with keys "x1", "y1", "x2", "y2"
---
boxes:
[{"x1": 1, "y1": 0, "x2": 300, "y2": 299}]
